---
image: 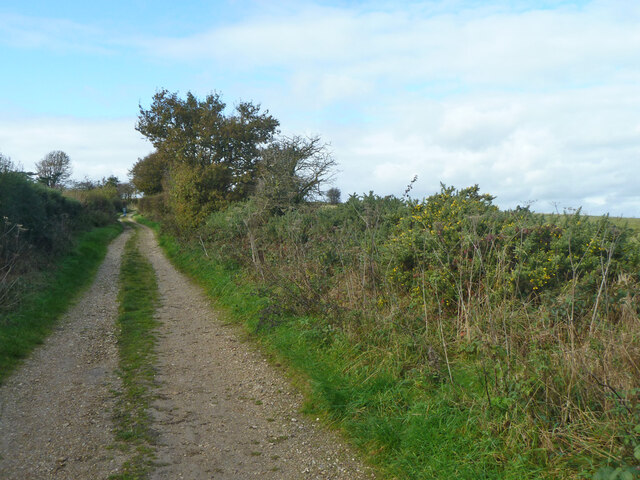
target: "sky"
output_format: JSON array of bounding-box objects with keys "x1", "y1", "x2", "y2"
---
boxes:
[{"x1": 0, "y1": 0, "x2": 639, "y2": 216}]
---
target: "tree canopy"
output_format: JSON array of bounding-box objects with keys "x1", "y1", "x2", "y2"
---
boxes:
[
  {"x1": 133, "y1": 89, "x2": 338, "y2": 229},
  {"x1": 255, "y1": 136, "x2": 336, "y2": 213},
  {"x1": 136, "y1": 90, "x2": 280, "y2": 202},
  {"x1": 129, "y1": 151, "x2": 168, "y2": 196},
  {"x1": 36, "y1": 150, "x2": 72, "y2": 189}
]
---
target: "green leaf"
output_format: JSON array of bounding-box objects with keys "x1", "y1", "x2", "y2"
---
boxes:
[
  {"x1": 620, "y1": 470, "x2": 634, "y2": 480},
  {"x1": 593, "y1": 466, "x2": 615, "y2": 480},
  {"x1": 634, "y1": 444, "x2": 640, "y2": 461}
]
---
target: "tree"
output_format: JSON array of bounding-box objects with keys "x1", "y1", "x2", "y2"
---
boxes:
[
  {"x1": 136, "y1": 90, "x2": 280, "y2": 207},
  {"x1": 0, "y1": 153, "x2": 17, "y2": 173},
  {"x1": 254, "y1": 136, "x2": 337, "y2": 213},
  {"x1": 103, "y1": 175, "x2": 119, "y2": 188},
  {"x1": 71, "y1": 177, "x2": 98, "y2": 190},
  {"x1": 129, "y1": 151, "x2": 169, "y2": 195},
  {"x1": 117, "y1": 182, "x2": 136, "y2": 203},
  {"x1": 36, "y1": 150, "x2": 72, "y2": 189},
  {"x1": 326, "y1": 187, "x2": 341, "y2": 204}
]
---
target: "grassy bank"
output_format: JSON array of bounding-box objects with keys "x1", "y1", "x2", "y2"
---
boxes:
[
  {"x1": 111, "y1": 226, "x2": 159, "y2": 479},
  {"x1": 0, "y1": 222, "x2": 122, "y2": 384}
]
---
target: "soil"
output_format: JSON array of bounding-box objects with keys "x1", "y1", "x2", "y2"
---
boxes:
[{"x1": 0, "y1": 223, "x2": 375, "y2": 479}]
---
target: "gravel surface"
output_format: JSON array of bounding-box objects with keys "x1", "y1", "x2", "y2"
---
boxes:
[
  {"x1": 0, "y1": 226, "x2": 132, "y2": 479},
  {"x1": 139, "y1": 224, "x2": 375, "y2": 480},
  {"x1": 0, "y1": 222, "x2": 376, "y2": 479}
]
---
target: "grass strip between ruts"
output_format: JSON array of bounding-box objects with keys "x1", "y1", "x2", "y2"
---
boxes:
[
  {"x1": 0, "y1": 223, "x2": 123, "y2": 385},
  {"x1": 111, "y1": 225, "x2": 159, "y2": 480}
]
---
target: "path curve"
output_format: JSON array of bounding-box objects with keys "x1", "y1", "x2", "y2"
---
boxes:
[
  {"x1": 0, "y1": 226, "x2": 132, "y2": 479},
  {"x1": 139, "y1": 224, "x2": 374, "y2": 479}
]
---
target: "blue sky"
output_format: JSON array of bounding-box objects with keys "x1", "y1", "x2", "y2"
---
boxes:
[{"x1": 1, "y1": 0, "x2": 639, "y2": 215}]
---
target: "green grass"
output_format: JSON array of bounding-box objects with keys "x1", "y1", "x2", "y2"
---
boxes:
[
  {"x1": 605, "y1": 215, "x2": 640, "y2": 231},
  {"x1": 132, "y1": 214, "x2": 158, "y2": 230},
  {"x1": 142, "y1": 220, "x2": 556, "y2": 480},
  {"x1": 537, "y1": 212, "x2": 640, "y2": 232},
  {"x1": 110, "y1": 226, "x2": 160, "y2": 480},
  {"x1": 0, "y1": 223, "x2": 122, "y2": 384}
]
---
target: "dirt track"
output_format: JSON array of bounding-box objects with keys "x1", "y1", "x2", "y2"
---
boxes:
[{"x1": 0, "y1": 223, "x2": 373, "y2": 479}]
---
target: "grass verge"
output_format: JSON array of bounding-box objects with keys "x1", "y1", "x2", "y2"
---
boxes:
[
  {"x1": 0, "y1": 222, "x2": 122, "y2": 385},
  {"x1": 110, "y1": 225, "x2": 159, "y2": 479}
]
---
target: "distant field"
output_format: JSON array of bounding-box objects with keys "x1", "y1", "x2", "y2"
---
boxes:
[
  {"x1": 537, "y1": 212, "x2": 640, "y2": 231},
  {"x1": 606, "y1": 215, "x2": 640, "y2": 230}
]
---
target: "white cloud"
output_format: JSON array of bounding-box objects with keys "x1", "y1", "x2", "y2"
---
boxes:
[
  {"x1": 141, "y1": 2, "x2": 640, "y2": 90},
  {"x1": 0, "y1": 116, "x2": 151, "y2": 182},
  {"x1": 324, "y1": 83, "x2": 640, "y2": 216},
  {"x1": 0, "y1": 13, "x2": 114, "y2": 54}
]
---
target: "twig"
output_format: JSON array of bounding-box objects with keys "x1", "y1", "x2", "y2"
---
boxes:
[
  {"x1": 588, "y1": 372, "x2": 632, "y2": 414},
  {"x1": 198, "y1": 235, "x2": 209, "y2": 258}
]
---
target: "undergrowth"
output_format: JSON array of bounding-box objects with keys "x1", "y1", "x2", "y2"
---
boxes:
[
  {"x1": 0, "y1": 222, "x2": 122, "y2": 384},
  {"x1": 111, "y1": 225, "x2": 159, "y2": 479}
]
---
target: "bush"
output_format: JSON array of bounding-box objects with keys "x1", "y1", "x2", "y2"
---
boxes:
[
  {"x1": 0, "y1": 171, "x2": 82, "y2": 252},
  {"x1": 65, "y1": 184, "x2": 123, "y2": 226},
  {"x1": 155, "y1": 182, "x2": 640, "y2": 477},
  {"x1": 0, "y1": 171, "x2": 123, "y2": 311},
  {"x1": 137, "y1": 192, "x2": 169, "y2": 222}
]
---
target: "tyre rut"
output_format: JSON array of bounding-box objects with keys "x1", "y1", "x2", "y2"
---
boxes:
[{"x1": 138, "y1": 224, "x2": 374, "y2": 479}]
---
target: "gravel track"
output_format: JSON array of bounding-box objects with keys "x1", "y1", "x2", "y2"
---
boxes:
[
  {"x1": 0, "y1": 223, "x2": 375, "y2": 479},
  {"x1": 139, "y1": 224, "x2": 374, "y2": 479}
]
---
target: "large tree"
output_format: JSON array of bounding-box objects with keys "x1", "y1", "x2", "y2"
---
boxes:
[
  {"x1": 36, "y1": 150, "x2": 72, "y2": 189},
  {"x1": 136, "y1": 90, "x2": 280, "y2": 204}
]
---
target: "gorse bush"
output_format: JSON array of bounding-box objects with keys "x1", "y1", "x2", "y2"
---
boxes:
[
  {"x1": 383, "y1": 187, "x2": 640, "y2": 471},
  {"x1": 167, "y1": 183, "x2": 640, "y2": 478}
]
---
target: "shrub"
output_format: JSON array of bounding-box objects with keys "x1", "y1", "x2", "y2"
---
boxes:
[
  {"x1": 65, "y1": 184, "x2": 123, "y2": 226},
  {"x1": 0, "y1": 171, "x2": 81, "y2": 252},
  {"x1": 160, "y1": 182, "x2": 640, "y2": 476}
]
